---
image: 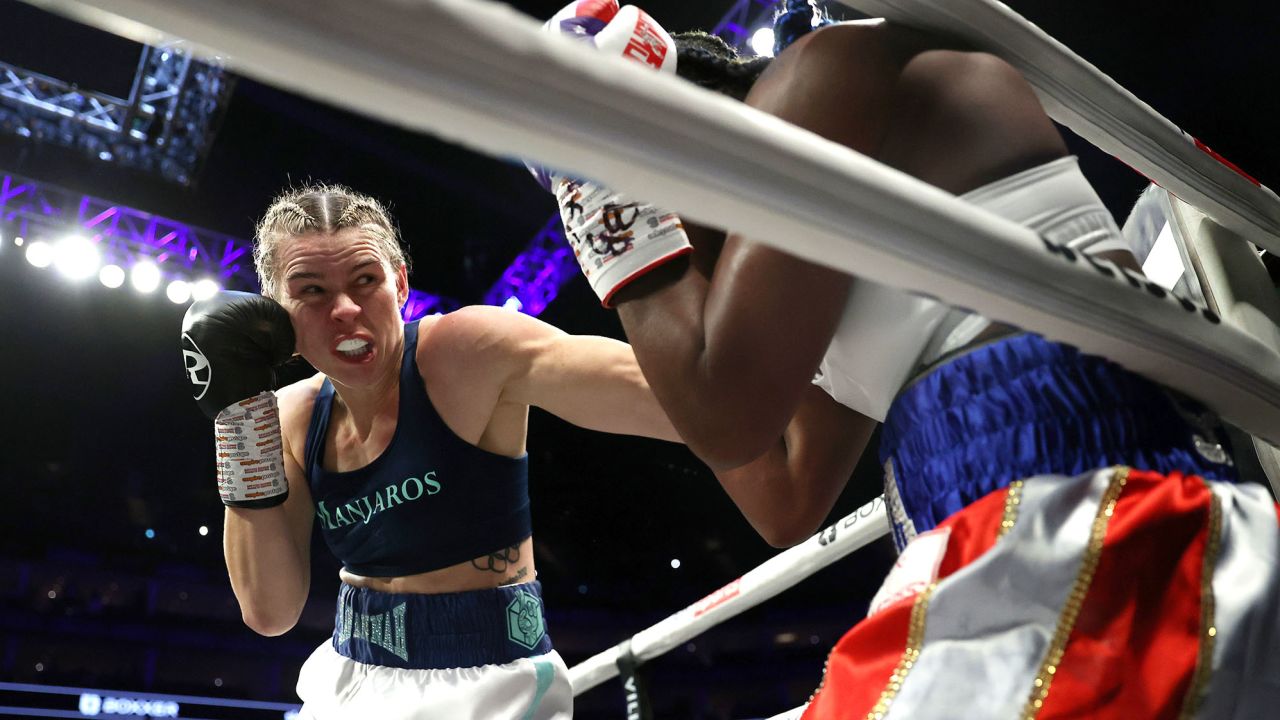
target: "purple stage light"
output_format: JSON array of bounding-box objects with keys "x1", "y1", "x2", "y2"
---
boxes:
[
  {"x1": 402, "y1": 289, "x2": 460, "y2": 322},
  {"x1": 1, "y1": 172, "x2": 258, "y2": 289},
  {"x1": 482, "y1": 216, "x2": 577, "y2": 317}
]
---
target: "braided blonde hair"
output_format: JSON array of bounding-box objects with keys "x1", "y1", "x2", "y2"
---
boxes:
[{"x1": 254, "y1": 184, "x2": 408, "y2": 299}]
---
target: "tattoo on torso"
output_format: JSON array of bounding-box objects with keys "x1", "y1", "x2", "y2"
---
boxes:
[
  {"x1": 499, "y1": 566, "x2": 529, "y2": 586},
  {"x1": 472, "y1": 544, "x2": 521, "y2": 574}
]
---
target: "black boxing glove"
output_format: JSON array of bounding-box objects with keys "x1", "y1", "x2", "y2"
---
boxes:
[{"x1": 181, "y1": 291, "x2": 295, "y2": 508}]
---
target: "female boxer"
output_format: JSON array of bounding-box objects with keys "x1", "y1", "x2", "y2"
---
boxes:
[{"x1": 182, "y1": 184, "x2": 682, "y2": 719}]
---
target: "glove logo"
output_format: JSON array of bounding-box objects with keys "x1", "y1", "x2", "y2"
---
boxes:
[
  {"x1": 623, "y1": 14, "x2": 669, "y2": 69},
  {"x1": 181, "y1": 332, "x2": 212, "y2": 401}
]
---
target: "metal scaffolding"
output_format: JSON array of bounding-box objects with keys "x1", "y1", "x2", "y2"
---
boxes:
[
  {"x1": 2, "y1": 1, "x2": 784, "y2": 315},
  {"x1": 1, "y1": 170, "x2": 255, "y2": 287},
  {"x1": 0, "y1": 170, "x2": 459, "y2": 318},
  {"x1": 0, "y1": 41, "x2": 232, "y2": 185}
]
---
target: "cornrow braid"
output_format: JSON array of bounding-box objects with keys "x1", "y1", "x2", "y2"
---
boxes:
[
  {"x1": 672, "y1": 31, "x2": 772, "y2": 102},
  {"x1": 335, "y1": 196, "x2": 383, "y2": 228},
  {"x1": 261, "y1": 201, "x2": 314, "y2": 233}
]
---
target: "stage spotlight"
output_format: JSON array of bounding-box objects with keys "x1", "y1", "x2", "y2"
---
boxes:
[
  {"x1": 25, "y1": 240, "x2": 54, "y2": 268},
  {"x1": 751, "y1": 27, "x2": 776, "y2": 57},
  {"x1": 166, "y1": 279, "x2": 192, "y2": 304},
  {"x1": 99, "y1": 264, "x2": 126, "y2": 288},
  {"x1": 191, "y1": 278, "x2": 220, "y2": 301},
  {"x1": 53, "y1": 235, "x2": 101, "y2": 280},
  {"x1": 131, "y1": 261, "x2": 161, "y2": 293}
]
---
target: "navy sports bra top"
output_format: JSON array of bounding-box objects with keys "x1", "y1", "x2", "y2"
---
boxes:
[{"x1": 304, "y1": 320, "x2": 531, "y2": 577}]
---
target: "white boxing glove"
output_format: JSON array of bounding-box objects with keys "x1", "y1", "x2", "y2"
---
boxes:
[{"x1": 532, "y1": 2, "x2": 692, "y2": 306}]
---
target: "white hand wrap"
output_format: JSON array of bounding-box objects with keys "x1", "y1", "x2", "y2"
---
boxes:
[
  {"x1": 542, "y1": 3, "x2": 691, "y2": 305},
  {"x1": 214, "y1": 390, "x2": 288, "y2": 506},
  {"x1": 554, "y1": 178, "x2": 692, "y2": 306}
]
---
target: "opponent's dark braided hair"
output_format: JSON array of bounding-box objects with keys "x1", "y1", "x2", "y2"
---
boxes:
[
  {"x1": 671, "y1": 31, "x2": 770, "y2": 102},
  {"x1": 671, "y1": 1, "x2": 835, "y2": 101}
]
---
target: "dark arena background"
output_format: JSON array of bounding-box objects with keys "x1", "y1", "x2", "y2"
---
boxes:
[{"x1": 1, "y1": 1, "x2": 1277, "y2": 718}]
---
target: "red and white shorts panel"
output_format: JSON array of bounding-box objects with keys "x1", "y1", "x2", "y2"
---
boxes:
[{"x1": 802, "y1": 468, "x2": 1280, "y2": 720}]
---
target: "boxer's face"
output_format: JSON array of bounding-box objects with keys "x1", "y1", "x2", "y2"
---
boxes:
[{"x1": 275, "y1": 228, "x2": 409, "y2": 390}]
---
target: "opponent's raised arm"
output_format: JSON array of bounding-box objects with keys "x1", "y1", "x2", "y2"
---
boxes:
[{"x1": 616, "y1": 26, "x2": 1066, "y2": 470}]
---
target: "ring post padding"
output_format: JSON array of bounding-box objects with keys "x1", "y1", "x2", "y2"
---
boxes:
[
  {"x1": 569, "y1": 497, "x2": 889, "y2": 695},
  {"x1": 28, "y1": 0, "x2": 1280, "y2": 448},
  {"x1": 837, "y1": 0, "x2": 1280, "y2": 253}
]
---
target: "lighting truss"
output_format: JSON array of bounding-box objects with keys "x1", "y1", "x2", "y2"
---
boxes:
[
  {"x1": 0, "y1": 170, "x2": 459, "y2": 319},
  {"x1": 1, "y1": 170, "x2": 254, "y2": 286},
  {"x1": 402, "y1": 288, "x2": 459, "y2": 320},
  {"x1": 482, "y1": 215, "x2": 576, "y2": 317},
  {"x1": 3, "y1": 1, "x2": 786, "y2": 315},
  {"x1": 0, "y1": 40, "x2": 231, "y2": 185}
]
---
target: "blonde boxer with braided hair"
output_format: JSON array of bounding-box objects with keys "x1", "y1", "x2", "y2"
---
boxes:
[{"x1": 181, "y1": 183, "x2": 683, "y2": 719}]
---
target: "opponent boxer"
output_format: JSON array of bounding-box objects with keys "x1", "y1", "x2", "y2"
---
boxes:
[
  {"x1": 540, "y1": 1, "x2": 1280, "y2": 716},
  {"x1": 181, "y1": 184, "x2": 684, "y2": 719}
]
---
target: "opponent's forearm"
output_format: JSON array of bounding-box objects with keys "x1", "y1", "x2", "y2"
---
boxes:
[
  {"x1": 615, "y1": 263, "x2": 757, "y2": 465},
  {"x1": 616, "y1": 256, "x2": 829, "y2": 470},
  {"x1": 714, "y1": 386, "x2": 874, "y2": 546},
  {"x1": 224, "y1": 506, "x2": 309, "y2": 636}
]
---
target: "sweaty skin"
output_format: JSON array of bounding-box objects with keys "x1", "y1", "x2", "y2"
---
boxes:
[{"x1": 610, "y1": 21, "x2": 1138, "y2": 547}]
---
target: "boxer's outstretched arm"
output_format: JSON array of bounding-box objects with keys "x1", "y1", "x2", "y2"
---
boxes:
[
  {"x1": 423, "y1": 305, "x2": 682, "y2": 443},
  {"x1": 224, "y1": 383, "x2": 315, "y2": 636}
]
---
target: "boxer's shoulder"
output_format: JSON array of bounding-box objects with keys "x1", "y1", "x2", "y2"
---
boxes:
[
  {"x1": 276, "y1": 373, "x2": 326, "y2": 413},
  {"x1": 275, "y1": 373, "x2": 327, "y2": 461},
  {"x1": 417, "y1": 305, "x2": 549, "y2": 380}
]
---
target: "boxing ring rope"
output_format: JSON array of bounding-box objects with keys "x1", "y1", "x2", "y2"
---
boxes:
[
  {"x1": 569, "y1": 497, "x2": 887, "y2": 694},
  {"x1": 839, "y1": 0, "x2": 1280, "y2": 253},
  {"x1": 24, "y1": 0, "x2": 1280, "y2": 450},
  {"x1": 23, "y1": 0, "x2": 1280, "y2": 707}
]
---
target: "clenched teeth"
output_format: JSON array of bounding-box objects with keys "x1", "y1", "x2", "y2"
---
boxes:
[{"x1": 337, "y1": 339, "x2": 370, "y2": 356}]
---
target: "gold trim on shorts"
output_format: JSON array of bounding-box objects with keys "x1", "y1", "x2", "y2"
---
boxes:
[{"x1": 1022, "y1": 467, "x2": 1130, "y2": 719}]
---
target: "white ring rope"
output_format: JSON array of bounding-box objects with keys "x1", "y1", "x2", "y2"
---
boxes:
[
  {"x1": 568, "y1": 497, "x2": 888, "y2": 695},
  {"x1": 28, "y1": 0, "x2": 1280, "y2": 446},
  {"x1": 839, "y1": 0, "x2": 1280, "y2": 253}
]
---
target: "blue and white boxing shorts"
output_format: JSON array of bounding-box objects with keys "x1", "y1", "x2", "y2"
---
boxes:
[{"x1": 296, "y1": 581, "x2": 570, "y2": 719}]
